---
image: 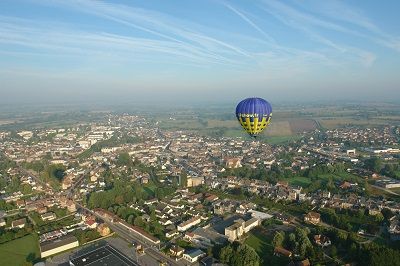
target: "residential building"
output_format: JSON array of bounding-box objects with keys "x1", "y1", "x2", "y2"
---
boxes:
[
  {"x1": 304, "y1": 212, "x2": 321, "y2": 225},
  {"x1": 183, "y1": 249, "x2": 206, "y2": 263},
  {"x1": 177, "y1": 216, "x2": 201, "y2": 232},
  {"x1": 11, "y1": 218, "x2": 26, "y2": 229}
]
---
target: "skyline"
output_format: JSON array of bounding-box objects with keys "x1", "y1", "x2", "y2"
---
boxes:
[{"x1": 1, "y1": 0, "x2": 400, "y2": 104}]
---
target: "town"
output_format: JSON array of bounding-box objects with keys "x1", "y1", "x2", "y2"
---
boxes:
[{"x1": 0, "y1": 113, "x2": 399, "y2": 266}]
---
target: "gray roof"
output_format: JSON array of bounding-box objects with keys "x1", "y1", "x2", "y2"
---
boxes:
[
  {"x1": 192, "y1": 227, "x2": 228, "y2": 244},
  {"x1": 40, "y1": 234, "x2": 78, "y2": 252},
  {"x1": 185, "y1": 249, "x2": 205, "y2": 258}
]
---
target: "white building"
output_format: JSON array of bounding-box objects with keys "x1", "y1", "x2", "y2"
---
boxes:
[
  {"x1": 177, "y1": 216, "x2": 201, "y2": 232},
  {"x1": 183, "y1": 249, "x2": 206, "y2": 263},
  {"x1": 40, "y1": 235, "x2": 79, "y2": 258}
]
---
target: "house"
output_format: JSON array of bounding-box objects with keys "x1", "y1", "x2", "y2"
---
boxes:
[
  {"x1": 169, "y1": 245, "x2": 184, "y2": 258},
  {"x1": 90, "y1": 174, "x2": 99, "y2": 182},
  {"x1": 11, "y1": 218, "x2": 26, "y2": 229},
  {"x1": 67, "y1": 200, "x2": 76, "y2": 212},
  {"x1": 274, "y1": 247, "x2": 292, "y2": 258},
  {"x1": 177, "y1": 216, "x2": 201, "y2": 232},
  {"x1": 41, "y1": 212, "x2": 56, "y2": 221},
  {"x1": 213, "y1": 200, "x2": 237, "y2": 215},
  {"x1": 141, "y1": 176, "x2": 149, "y2": 184},
  {"x1": 225, "y1": 158, "x2": 242, "y2": 169},
  {"x1": 37, "y1": 206, "x2": 48, "y2": 214},
  {"x1": 16, "y1": 199, "x2": 25, "y2": 208},
  {"x1": 340, "y1": 181, "x2": 352, "y2": 190},
  {"x1": 166, "y1": 230, "x2": 179, "y2": 239},
  {"x1": 304, "y1": 212, "x2": 321, "y2": 225},
  {"x1": 85, "y1": 219, "x2": 98, "y2": 229},
  {"x1": 275, "y1": 213, "x2": 292, "y2": 224},
  {"x1": 296, "y1": 259, "x2": 311, "y2": 266},
  {"x1": 314, "y1": 234, "x2": 331, "y2": 247},
  {"x1": 183, "y1": 249, "x2": 206, "y2": 263},
  {"x1": 0, "y1": 218, "x2": 5, "y2": 227},
  {"x1": 187, "y1": 177, "x2": 204, "y2": 187},
  {"x1": 205, "y1": 194, "x2": 219, "y2": 203},
  {"x1": 97, "y1": 223, "x2": 111, "y2": 236}
]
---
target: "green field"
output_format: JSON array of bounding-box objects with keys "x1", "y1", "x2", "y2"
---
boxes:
[
  {"x1": 0, "y1": 234, "x2": 40, "y2": 266},
  {"x1": 245, "y1": 228, "x2": 288, "y2": 266},
  {"x1": 245, "y1": 229, "x2": 273, "y2": 262},
  {"x1": 284, "y1": 176, "x2": 312, "y2": 187}
]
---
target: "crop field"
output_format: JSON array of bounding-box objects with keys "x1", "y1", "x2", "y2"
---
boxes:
[{"x1": 289, "y1": 119, "x2": 318, "y2": 133}]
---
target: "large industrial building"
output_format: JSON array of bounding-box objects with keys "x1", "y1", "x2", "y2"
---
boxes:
[{"x1": 40, "y1": 234, "x2": 79, "y2": 258}]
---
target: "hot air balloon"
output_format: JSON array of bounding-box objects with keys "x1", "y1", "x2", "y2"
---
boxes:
[{"x1": 235, "y1": 97, "x2": 272, "y2": 138}]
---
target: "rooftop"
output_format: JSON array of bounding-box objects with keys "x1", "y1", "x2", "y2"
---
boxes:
[
  {"x1": 40, "y1": 234, "x2": 78, "y2": 253},
  {"x1": 69, "y1": 244, "x2": 136, "y2": 266}
]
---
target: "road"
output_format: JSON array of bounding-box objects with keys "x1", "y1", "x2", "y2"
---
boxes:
[{"x1": 371, "y1": 185, "x2": 400, "y2": 196}]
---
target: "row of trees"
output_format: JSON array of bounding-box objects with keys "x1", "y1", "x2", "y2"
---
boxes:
[{"x1": 0, "y1": 226, "x2": 33, "y2": 244}]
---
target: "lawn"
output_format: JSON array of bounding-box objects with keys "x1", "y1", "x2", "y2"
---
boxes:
[
  {"x1": 245, "y1": 229, "x2": 272, "y2": 262},
  {"x1": 0, "y1": 234, "x2": 40, "y2": 266},
  {"x1": 284, "y1": 176, "x2": 312, "y2": 187},
  {"x1": 245, "y1": 228, "x2": 289, "y2": 266}
]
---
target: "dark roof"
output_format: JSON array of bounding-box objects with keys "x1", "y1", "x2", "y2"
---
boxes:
[
  {"x1": 40, "y1": 234, "x2": 78, "y2": 252},
  {"x1": 70, "y1": 244, "x2": 136, "y2": 266}
]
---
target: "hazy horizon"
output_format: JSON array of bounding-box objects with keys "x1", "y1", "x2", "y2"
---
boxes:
[{"x1": 1, "y1": 0, "x2": 400, "y2": 104}]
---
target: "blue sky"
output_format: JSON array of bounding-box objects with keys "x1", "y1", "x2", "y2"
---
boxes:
[{"x1": 1, "y1": 0, "x2": 400, "y2": 104}]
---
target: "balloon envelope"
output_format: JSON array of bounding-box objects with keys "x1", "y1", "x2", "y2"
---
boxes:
[{"x1": 235, "y1": 97, "x2": 272, "y2": 138}]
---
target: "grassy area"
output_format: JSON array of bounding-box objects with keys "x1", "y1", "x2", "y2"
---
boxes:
[
  {"x1": 0, "y1": 234, "x2": 40, "y2": 266},
  {"x1": 284, "y1": 176, "x2": 312, "y2": 187},
  {"x1": 245, "y1": 229, "x2": 272, "y2": 262},
  {"x1": 245, "y1": 228, "x2": 288, "y2": 266},
  {"x1": 369, "y1": 186, "x2": 400, "y2": 200}
]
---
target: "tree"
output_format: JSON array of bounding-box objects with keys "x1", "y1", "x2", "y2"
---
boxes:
[
  {"x1": 180, "y1": 172, "x2": 188, "y2": 188},
  {"x1": 331, "y1": 245, "x2": 337, "y2": 258},
  {"x1": 115, "y1": 195, "x2": 124, "y2": 205},
  {"x1": 220, "y1": 245, "x2": 234, "y2": 264},
  {"x1": 220, "y1": 244, "x2": 259, "y2": 266},
  {"x1": 134, "y1": 217, "x2": 144, "y2": 227},
  {"x1": 374, "y1": 213, "x2": 384, "y2": 223},
  {"x1": 117, "y1": 152, "x2": 131, "y2": 167},
  {"x1": 272, "y1": 231, "x2": 285, "y2": 247},
  {"x1": 155, "y1": 188, "x2": 164, "y2": 200},
  {"x1": 364, "y1": 157, "x2": 382, "y2": 173},
  {"x1": 381, "y1": 208, "x2": 394, "y2": 221},
  {"x1": 287, "y1": 233, "x2": 297, "y2": 250}
]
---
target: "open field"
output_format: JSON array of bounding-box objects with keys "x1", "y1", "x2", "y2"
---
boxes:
[
  {"x1": 289, "y1": 119, "x2": 318, "y2": 133},
  {"x1": 264, "y1": 135, "x2": 302, "y2": 145},
  {"x1": 284, "y1": 176, "x2": 312, "y2": 187},
  {"x1": 0, "y1": 234, "x2": 40, "y2": 266},
  {"x1": 264, "y1": 121, "x2": 292, "y2": 136},
  {"x1": 245, "y1": 227, "x2": 288, "y2": 266},
  {"x1": 245, "y1": 229, "x2": 272, "y2": 263}
]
